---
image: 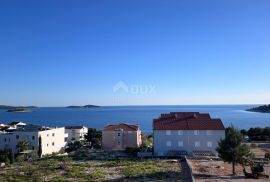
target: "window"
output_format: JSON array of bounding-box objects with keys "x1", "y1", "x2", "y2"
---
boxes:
[
  {"x1": 194, "y1": 130, "x2": 199, "y2": 135},
  {"x1": 65, "y1": 138, "x2": 68, "y2": 142},
  {"x1": 16, "y1": 135, "x2": 19, "y2": 139},
  {"x1": 118, "y1": 133, "x2": 121, "y2": 136},
  {"x1": 166, "y1": 141, "x2": 172, "y2": 147},
  {"x1": 207, "y1": 142, "x2": 213, "y2": 148},
  {"x1": 32, "y1": 136, "x2": 35, "y2": 140},
  {"x1": 118, "y1": 141, "x2": 121, "y2": 145},
  {"x1": 206, "y1": 130, "x2": 212, "y2": 136},
  {"x1": 47, "y1": 144, "x2": 49, "y2": 147},
  {"x1": 52, "y1": 142, "x2": 55, "y2": 146},
  {"x1": 47, "y1": 134, "x2": 49, "y2": 137},
  {"x1": 166, "y1": 130, "x2": 171, "y2": 135},
  {"x1": 178, "y1": 130, "x2": 183, "y2": 135},
  {"x1": 195, "y1": 141, "x2": 200, "y2": 147},
  {"x1": 178, "y1": 141, "x2": 183, "y2": 147},
  {"x1": 4, "y1": 138, "x2": 7, "y2": 142},
  {"x1": 52, "y1": 133, "x2": 55, "y2": 137},
  {"x1": 32, "y1": 146, "x2": 35, "y2": 150}
]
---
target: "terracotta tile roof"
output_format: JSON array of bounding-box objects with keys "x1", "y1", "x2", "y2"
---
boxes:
[
  {"x1": 103, "y1": 123, "x2": 139, "y2": 131},
  {"x1": 153, "y1": 112, "x2": 225, "y2": 130}
]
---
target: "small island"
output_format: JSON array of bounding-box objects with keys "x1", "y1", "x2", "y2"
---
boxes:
[
  {"x1": 246, "y1": 105, "x2": 270, "y2": 113},
  {"x1": 66, "y1": 105, "x2": 100, "y2": 109},
  {"x1": 0, "y1": 105, "x2": 37, "y2": 113},
  {"x1": 7, "y1": 108, "x2": 32, "y2": 113}
]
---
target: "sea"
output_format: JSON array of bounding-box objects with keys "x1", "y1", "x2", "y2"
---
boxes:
[{"x1": 0, "y1": 105, "x2": 269, "y2": 133}]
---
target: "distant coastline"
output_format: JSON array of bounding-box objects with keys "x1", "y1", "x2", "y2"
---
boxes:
[
  {"x1": 66, "y1": 105, "x2": 100, "y2": 109},
  {"x1": 0, "y1": 105, "x2": 37, "y2": 113},
  {"x1": 246, "y1": 105, "x2": 270, "y2": 113}
]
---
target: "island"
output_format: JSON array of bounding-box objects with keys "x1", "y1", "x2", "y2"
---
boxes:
[
  {"x1": 66, "y1": 105, "x2": 100, "y2": 109},
  {"x1": 0, "y1": 105, "x2": 37, "y2": 112},
  {"x1": 246, "y1": 105, "x2": 270, "y2": 113},
  {"x1": 7, "y1": 108, "x2": 32, "y2": 113}
]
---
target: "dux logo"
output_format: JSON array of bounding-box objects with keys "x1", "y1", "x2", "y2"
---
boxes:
[{"x1": 113, "y1": 81, "x2": 156, "y2": 95}]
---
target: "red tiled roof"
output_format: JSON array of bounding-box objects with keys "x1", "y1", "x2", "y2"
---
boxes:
[
  {"x1": 103, "y1": 123, "x2": 139, "y2": 131},
  {"x1": 153, "y1": 112, "x2": 225, "y2": 130}
]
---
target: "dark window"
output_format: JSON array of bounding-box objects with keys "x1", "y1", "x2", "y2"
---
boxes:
[
  {"x1": 32, "y1": 146, "x2": 35, "y2": 150},
  {"x1": 65, "y1": 138, "x2": 68, "y2": 142},
  {"x1": 47, "y1": 144, "x2": 49, "y2": 147},
  {"x1": 4, "y1": 138, "x2": 7, "y2": 142},
  {"x1": 16, "y1": 135, "x2": 19, "y2": 139},
  {"x1": 52, "y1": 142, "x2": 55, "y2": 146},
  {"x1": 32, "y1": 136, "x2": 35, "y2": 140},
  {"x1": 118, "y1": 133, "x2": 121, "y2": 136},
  {"x1": 52, "y1": 133, "x2": 55, "y2": 137},
  {"x1": 118, "y1": 141, "x2": 121, "y2": 145}
]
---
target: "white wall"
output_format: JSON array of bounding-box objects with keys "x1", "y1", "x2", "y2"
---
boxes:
[
  {"x1": 0, "y1": 127, "x2": 67, "y2": 157},
  {"x1": 65, "y1": 127, "x2": 88, "y2": 142},
  {"x1": 154, "y1": 130, "x2": 225, "y2": 156},
  {"x1": 39, "y1": 128, "x2": 67, "y2": 156}
]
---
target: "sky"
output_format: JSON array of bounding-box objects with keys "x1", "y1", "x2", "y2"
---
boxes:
[{"x1": 0, "y1": 0, "x2": 269, "y2": 106}]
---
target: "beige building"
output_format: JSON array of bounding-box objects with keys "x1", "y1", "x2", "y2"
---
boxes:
[{"x1": 102, "y1": 123, "x2": 142, "y2": 151}]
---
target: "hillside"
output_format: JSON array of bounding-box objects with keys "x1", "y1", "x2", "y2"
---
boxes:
[{"x1": 246, "y1": 105, "x2": 270, "y2": 113}]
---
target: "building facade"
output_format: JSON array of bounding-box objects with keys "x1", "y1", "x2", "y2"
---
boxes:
[
  {"x1": 153, "y1": 112, "x2": 225, "y2": 156},
  {"x1": 65, "y1": 126, "x2": 88, "y2": 142},
  {"x1": 0, "y1": 124, "x2": 67, "y2": 157},
  {"x1": 102, "y1": 123, "x2": 142, "y2": 151}
]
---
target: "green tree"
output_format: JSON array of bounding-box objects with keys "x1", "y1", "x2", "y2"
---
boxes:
[
  {"x1": 85, "y1": 128, "x2": 102, "y2": 149},
  {"x1": 216, "y1": 125, "x2": 252, "y2": 175},
  {"x1": 65, "y1": 141, "x2": 82, "y2": 153},
  {"x1": 16, "y1": 140, "x2": 30, "y2": 153},
  {"x1": 38, "y1": 136, "x2": 42, "y2": 158}
]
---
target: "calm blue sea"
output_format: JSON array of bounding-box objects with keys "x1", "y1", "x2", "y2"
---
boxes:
[{"x1": 0, "y1": 105, "x2": 269, "y2": 132}]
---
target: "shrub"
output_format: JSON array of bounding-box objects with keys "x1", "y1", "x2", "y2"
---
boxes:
[
  {"x1": 89, "y1": 170, "x2": 105, "y2": 180},
  {"x1": 265, "y1": 152, "x2": 270, "y2": 159},
  {"x1": 67, "y1": 166, "x2": 85, "y2": 178}
]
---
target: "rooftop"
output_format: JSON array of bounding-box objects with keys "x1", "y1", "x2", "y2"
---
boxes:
[
  {"x1": 153, "y1": 112, "x2": 225, "y2": 130},
  {"x1": 103, "y1": 123, "x2": 139, "y2": 131}
]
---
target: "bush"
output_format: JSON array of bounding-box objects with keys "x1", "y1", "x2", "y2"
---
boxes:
[
  {"x1": 66, "y1": 166, "x2": 85, "y2": 178},
  {"x1": 89, "y1": 170, "x2": 105, "y2": 180},
  {"x1": 265, "y1": 152, "x2": 270, "y2": 159}
]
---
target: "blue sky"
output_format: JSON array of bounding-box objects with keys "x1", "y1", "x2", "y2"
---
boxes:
[{"x1": 0, "y1": 0, "x2": 269, "y2": 106}]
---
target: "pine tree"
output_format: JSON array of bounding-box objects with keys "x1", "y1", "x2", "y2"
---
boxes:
[{"x1": 216, "y1": 125, "x2": 252, "y2": 175}]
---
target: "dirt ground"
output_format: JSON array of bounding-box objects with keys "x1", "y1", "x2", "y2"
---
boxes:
[{"x1": 189, "y1": 159, "x2": 270, "y2": 182}]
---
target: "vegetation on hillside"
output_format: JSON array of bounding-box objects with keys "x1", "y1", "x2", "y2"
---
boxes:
[
  {"x1": 0, "y1": 157, "x2": 185, "y2": 182},
  {"x1": 241, "y1": 127, "x2": 270, "y2": 141},
  {"x1": 247, "y1": 105, "x2": 270, "y2": 113}
]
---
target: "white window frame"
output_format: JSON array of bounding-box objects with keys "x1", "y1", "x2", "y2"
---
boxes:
[
  {"x1": 178, "y1": 130, "x2": 183, "y2": 135},
  {"x1": 195, "y1": 141, "x2": 200, "y2": 148},
  {"x1": 166, "y1": 130, "x2": 171, "y2": 135},
  {"x1": 207, "y1": 141, "x2": 213, "y2": 148},
  {"x1": 194, "y1": 130, "x2": 199, "y2": 135},
  {"x1": 178, "y1": 141, "x2": 183, "y2": 147},
  {"x1": 166, "y1": 141, "x2": 172, "y2": 147},
  {"x1": 206, "y1": 130, "x2": 212, "y2": 136}
]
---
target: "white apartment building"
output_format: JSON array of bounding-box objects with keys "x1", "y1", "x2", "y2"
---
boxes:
[
  {"x1": 0, "y1": 124, "x2": 68, "y2": 157},
  {"x1": 65, "y1": 126, "x2": 88, "y2": 142}
]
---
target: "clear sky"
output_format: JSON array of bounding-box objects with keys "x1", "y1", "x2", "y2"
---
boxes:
[{"x1": 0, "y1": 0, "x2": 269, "y2": 106}]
